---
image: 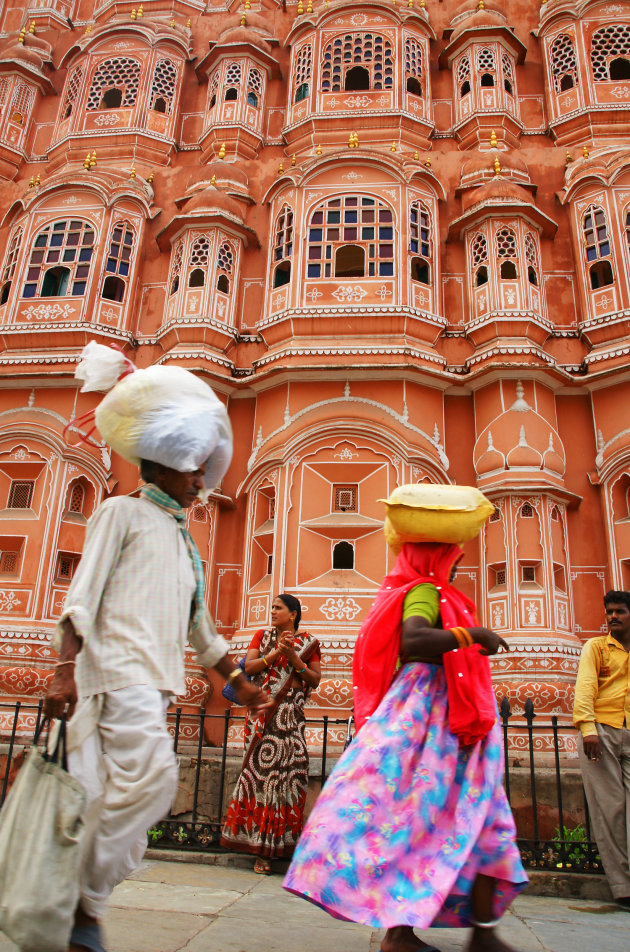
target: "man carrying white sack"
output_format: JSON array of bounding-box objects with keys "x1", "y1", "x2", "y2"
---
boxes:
[{"x1": 44, "y1": 342, "x2": 270, "y2": 952}]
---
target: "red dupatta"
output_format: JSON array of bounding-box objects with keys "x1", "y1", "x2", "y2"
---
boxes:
[{"x1": 352, "y1": 541, "x2": 493, "y2": 735}]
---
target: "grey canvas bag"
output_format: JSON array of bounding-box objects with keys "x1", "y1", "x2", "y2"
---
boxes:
[{"x1": 0, "y1": 718, "x2": 86, "y2": 952}]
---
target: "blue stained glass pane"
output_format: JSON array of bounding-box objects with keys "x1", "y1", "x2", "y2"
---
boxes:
[
  {"x1": 72, "y1": 282, "x2": 86, "y2": 296},
  {"x1": 79, "y1": 248, "x2": 93, "y2": 262},
  {"x1": 379, "y1": 227, "x2": 393, "y2": 240},
  {"x1": 379, "y1": 262, "x2": 394, "y2": 276},
  {"x1": 586, "y1": 247, "x2": 597, "y2": 261},
  {"x1": 119, "y1": 263, "x2": 129, "y2": 276},
  {"x1": 50, "y1": 234, "x2": 63, "y2": 247},
  {"x1": 307, "y1": 264, "x2": 321, "y2": 278},
  {"x1": 310, "y1": 228, "x2": 323, "y2": 241},
  {"x1": 600, "y1": 242, "x2": 610, "y2": 256},
  {"x1": 344, "y1": 211, "x2": 358, "y2": 223},
  {"x1": 23, "y1": 284, "x2": 36, "y2": 297},
  {"x1": 106, "y1": 259, "x2": 117, "y2": 273}
]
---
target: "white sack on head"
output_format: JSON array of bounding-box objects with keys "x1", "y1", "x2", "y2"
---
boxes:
[{"x1": 75, "y1": 343, "x2": 233, "y2": 490}]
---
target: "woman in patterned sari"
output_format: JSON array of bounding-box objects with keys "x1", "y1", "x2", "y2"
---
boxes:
[{"x1": 221, "y1": 593, "x2": 321, "y2": 873}]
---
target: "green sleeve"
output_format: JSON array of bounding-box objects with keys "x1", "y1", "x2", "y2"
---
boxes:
[{"x1": 402, "y1": 583, "x2": 440, "y2": 626}]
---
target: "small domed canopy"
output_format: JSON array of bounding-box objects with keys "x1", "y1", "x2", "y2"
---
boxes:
[
  {"x1": 448, "y1": 175, "x2": 557, "y2": 240},
  {"x1": 439, "y1": 2, "x2": 526, "y2": 68},
  {"x1": 460, "y1": 150, "x2": 532, "y2": 191},
  {"x1": 0, "y1": 35, "x2": 55, "y2": 93},
  {"x1": 156, "y1": 186, "x2": 258, "y2": 251},
  {"x1": 196, "y1": 14, "x2": 281, "y2": 81}
]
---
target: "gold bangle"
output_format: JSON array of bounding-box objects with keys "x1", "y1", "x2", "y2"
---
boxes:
[
  {"x1": 226, "y1": 668, "x2": 242, "y2": 686},
  {"x1": 451, "y1": 627, "x2": 473, "y2": 649},
  {"x1": 262, "y1": 655, "x2": 269, "y2": 667}
]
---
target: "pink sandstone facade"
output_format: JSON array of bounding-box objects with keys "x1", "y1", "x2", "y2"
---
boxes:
[{"x1": 0, "y1": 0, "x2": 628, "y2": 754}]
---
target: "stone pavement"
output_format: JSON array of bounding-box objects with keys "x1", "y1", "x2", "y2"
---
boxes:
[{"x1": 0, "y1": 857, "x2": 628, "y2": 952}]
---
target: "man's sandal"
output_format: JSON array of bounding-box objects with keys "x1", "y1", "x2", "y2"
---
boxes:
[
  {"x1": 69, "y1": 922, "x2": 107, "y2": 952},
  {"x1": 254, "y1": 858, "x2": 272, "y2": 874}
]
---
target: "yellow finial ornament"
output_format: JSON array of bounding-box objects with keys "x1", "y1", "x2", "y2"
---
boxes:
[
  {"x1": 18, "y1": 28, "x2": 26, "y2": 44},
  {"x1": 210, "y1": 174, "x2": 216, "y2": 185},
  {"x1": 297, "y1": 0, "x2": 303, "y2": 13},
  {"x1": 408, "y1": 0, "x2": 413, "y2": 7},
  {"x1": 565, "y1": 150, "x2": 572, "y2": 164},
  {"x1": 138, "y1": 3, "x2": 143, "y2": 15},
  {"x1": 29, "y1": 20, "x2": 35, "y2": 34},
  {"x1": 187, "y1": 18, "x2": 191, "y2": 27},
  {"x1": 147, "y1": 172, "x2": 154, "y2": 184},
  {"x1": 170, "y1": 17, "x2": 175, "y2": 27},
  {"x1": 83, "y1": 151, "x2": 91, "y2": 170},
  {"x1": 90, "y1": 151, "x2": 97, "y2": 168},
  {"x1": 424, "y1": 157, "x2": 432, "y2": 169},
  {"x1": 35, "y1": 173, "x2": 40, "y2": 187},
  {"x1": 420, "y1": 0, "x2": 425, "y2": 7},
  {"x1": 240, "y1": 13, "x2": 246, "y2": 25},
  {"x1": 291, "y1": 153, "x2": 296, "y2": 166},
  {"x1": 316, "y1": 143, "x2": 322, "y2": 155},
  {"x1": 307, "y1": 0, "x2": 313, "y2": 11},
  {"x1": 478, "y1": 0, "x2": 485, "y2": 9},
  {"x1": 28, "y1": 175, "x2": 35, "y2": 188},
  {"x1": 494, "y1": 156, "x2": 501, "y2": 176},
  {"x1": 583, "y1": 144, "x2": 589, "y2": 158},
  {"x1": 245, "y1": 0, "x2": 251, "y2": 7},
  {"x1": 218, "y1": 142, "x2": 226, "y2": 159},
  {"x1": 86, "y1": 23, "x2": 92, "y2": 33},
  {"x1": 490, "y1": 129, "x2": 498, "y2": 148},
  {"x1": 390, "y1": 141, "x2": 397, "y2": 152},
  {"x1": 414, "y1": 150, "x2": 419, "y2": 160},
  {"x1": 130, "y1": 166, "x2": 136, "y2": 179},
  {"x1": 130, "y1": 8, "x2": 137, "y2": 20},
  {"x1": 278, "y1": 162, "x2": 284, "y2": 174}
]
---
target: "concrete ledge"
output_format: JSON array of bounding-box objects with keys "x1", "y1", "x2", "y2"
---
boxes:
[{"x1": 147, "y1": 849, "x2": 611, "y2": 900}]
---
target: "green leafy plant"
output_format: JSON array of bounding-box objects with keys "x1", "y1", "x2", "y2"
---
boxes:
[
  {"x1": 552, "y1": 824, "x2": 594, "y2": 866},
  {"x1": 147, "y1": 825, "x2": 164, "y2": 843}
]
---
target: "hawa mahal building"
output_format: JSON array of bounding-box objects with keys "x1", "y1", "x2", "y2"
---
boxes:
[{"x1": 0, "y1": 0, "x2": 628, "y2": 752}]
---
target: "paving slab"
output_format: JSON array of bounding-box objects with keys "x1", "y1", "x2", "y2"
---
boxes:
[{"x1": 110, "y1": 879, "x2": 244, "y2": 916}]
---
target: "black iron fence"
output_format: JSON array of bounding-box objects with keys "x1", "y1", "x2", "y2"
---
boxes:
[{"x1": 0, "y1": 698, "x2": 603, "y2": 874}]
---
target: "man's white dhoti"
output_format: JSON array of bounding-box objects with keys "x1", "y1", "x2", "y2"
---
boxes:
[{"x1": 68, "y1": 685, "x2": 178, "y2": 920}]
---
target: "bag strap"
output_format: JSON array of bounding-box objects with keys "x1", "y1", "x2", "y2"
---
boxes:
[{"x1": 35, "y1": 716, "x2": 70, "y2": 771}]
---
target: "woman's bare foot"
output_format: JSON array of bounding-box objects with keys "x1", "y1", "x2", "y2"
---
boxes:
[
  {"x1": 467, "y1": 926, "x2": 518, "y2": 952},
  {"x1": 381, "y1": 926, "x2": 438, "y2": 952}
]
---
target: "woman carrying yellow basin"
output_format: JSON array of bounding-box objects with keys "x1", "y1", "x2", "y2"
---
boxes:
[{"x1": 284, "y1": 485, "x2": 527, "y2": 952}]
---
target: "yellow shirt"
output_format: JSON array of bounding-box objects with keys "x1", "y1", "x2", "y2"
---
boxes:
[{"x1": 572, "y1": 634, "x2": 630, "y2": 737}]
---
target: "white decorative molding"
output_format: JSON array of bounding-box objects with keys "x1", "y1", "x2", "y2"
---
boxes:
[{"x1": 320, "y1": 597, "x2": 361, "y2": 622}]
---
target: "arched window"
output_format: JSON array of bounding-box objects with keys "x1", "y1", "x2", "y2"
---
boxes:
[
  {"x1": 273, "y1": 205, "x2": 293, "y2": 287},
  {"x1": 9, "y1": 84, "x2": 35, "y2": 127},
  {"x1": 520, "y1": 502, "x2": 534, "y2": 518},
  {"x1": 335, "y1": 244, "x2": 365, "y2": 277},
  {"x1": 102, "y1": 221, "x2": 134, "y2": 302},
  {"x1": 169, "y1": 239, "x2": 183, "y2": 296},
  {"x1": 306, "y1": 195, "x2": 394, "y2": 279},
  {"x1": 187, "y1": 235, "x2": 210, "y2": 287},
  {"x1": 23, "y1": 220, "x2": 94, "y2": 298},
  {"x1": 458, "y1": 55, "x2": 471, "y2": 97},
  {"x1": 477, "y1": 48, "x2": 496, "y2": 87},
  {"x1": 321, "y1": 33, "x2": 394, "y2": 92},
  {"x1": 0, "y1": 226, "x2": 22, "y2": 305},
  {"x1": 471, "y1": 233, "x2": 488, "y2": 286},
  {"x1": 67, "y1": 482, "x2": 85, "y2": 514},
  {"x1": 216, "y1": 241, "x2": 233, "y2": 297},
  {"x1": 405, "y1": 36, "x2": 423, "y2": 97},
  {"x1": 501, "y1": 52, "x2": 515, "y2": 96},
  {"x1": 496, "y1": 226, "x2": 518, "y2": 279},
  {"x1": 41, "y1": 266, "x2": 70, "y2": 296},
  {"x1": 207, "y1": 70, "x2": 219, "y2": 110},
  {"x1": 150, "y1": 58, "x2": 177, "y2": 115},
  {"x1": 294, "y1": 44, "x2": 312, "y2": 103},
  {"x1": 409, "y1": 201, "x2": 431, "y2": 284},
  {"x1": 188, "y1": 268, "x2": 205, "y2": 288},
  {"x1": 333, "y1": 541, "x2": 354, "y2": 569},
  {"x1": 584, "y1": 205, "x2": 614, "y2": 289},
  {"x1": 525, "y1": 233, "x2": 539, "y2": 287},
  {"x1": 87, "y1": 58, "x2": 141, "y2": 110},
  {"x1": 247, "y1": 68, "x2": 263, "y2": 108},
  {"x1": 550, "y1": 33, "x2": 578, "y2": 92},
  {"x1": 61, "y1": 66, "x2": 82, "y2": 119},
  {"x1": 224, "y1": 63, "x2": 241, "y2": 102},
  {"x1": 591, "y1": 25, "x2": 630, "y2": 81},
  {"x1": 345, "y1": 65, "x2": 370, "y2": 91}
]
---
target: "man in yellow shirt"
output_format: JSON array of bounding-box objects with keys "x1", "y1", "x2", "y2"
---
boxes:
[{"x1": 573, "y1": 590, "x2": 630, "y2": 909}]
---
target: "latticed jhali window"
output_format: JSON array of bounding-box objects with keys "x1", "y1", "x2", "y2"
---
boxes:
[
  {"x1": 273, "y1": 206, "x2": 293, "y2": 288},
  {"x1": 550, "y1": 33, "x2": 578, "y2": 91},
  {"x1": 69, "y1": 483, "x2": 84, "y2": 513},
  {"x1": 188, "y1": 235, "x2": 211, "y2": 287},
  {"x1": 501, "y1": 53, "x2": 515, "y2": 94},
  {"x1": 471, "y1": 232, "x2": 488, "y2": 285},
  {"x1": 591, "y1": 25, "x2": 630, "y2": 81},
  {"x1": 208, "y1": 70, "x2": 220, "y2": 108},
  {"x1": 247, "y1": 68, "x2": 263, "y2": 107},
  {"x1": 10, "y1": 84, "x2": 35, "y2": 124},
  {"x1": 169, "y1": 239, "x2": 183, "y2": 294},
  {"x1": 294, "y1": 44, "x2": 312, "y2": 101},
  {"x1": 457, "y1": 55, "x2": 471, "y2": 96},
  {"x1": 87, "y1": 58, "x2": 141, "y2": 110},
  {"x1": 150, "y1": 58, "x2": 177, "y2": 114},
  {"x1": 405, "y1": 37, "x2": 423, "y2": 96},
  {"x1": 307, "y1": 196, "x2": 394, "y2": 278},
  {"x1": 216, "y1": 241, "x2": 233, "y2": 293},
  {"x1": 409, "y1": 202, "x2": 431, "y2": 284},
  {"x1": 8, "y1": 480, "x2": 33, "y2": 508},
  {"x1": 224, "y1": 63, "x2": 242, "y2": 101},
  {"x1": 23, "y1": 220, "x2": 95, "y2": 298},
  {"x1": 477, "y1": 47, "x2": 496, "y2": 87},
  {"x1": 525, "y1": 232, "x2": 539, "y2": 285},
  {"x1": 584, "y1": 206, "x2": 610, "y2": 260},
  {"x1": 496, "y1": 226, "x2": 518, "y2": 278},
  {"x1": 62, "y1": 66, "x2": 82, "y2": 118},
  {"x1": 321, "y1": 34, "x2": 394, "y2": 91}
]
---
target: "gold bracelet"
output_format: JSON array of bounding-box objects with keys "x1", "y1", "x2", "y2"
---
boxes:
[
  {"x1": 451, "y1": 627, "x2": 473, "y2": 649},
  {"x1": 226, "y1": 668, "x2": 242, "y2": 686},
  {"x1": 262, "y1": 655, "x2": 269, "y2": 667}
]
